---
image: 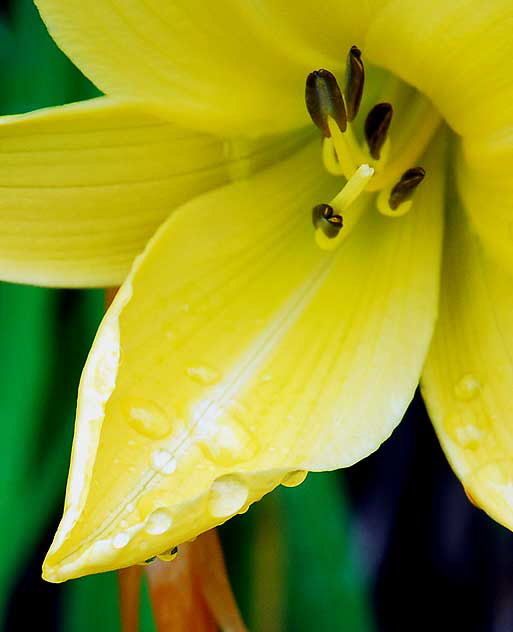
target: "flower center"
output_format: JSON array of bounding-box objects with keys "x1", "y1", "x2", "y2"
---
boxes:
[{"x1": 306, "y1": 46, "x2": 441, "y2": 250}]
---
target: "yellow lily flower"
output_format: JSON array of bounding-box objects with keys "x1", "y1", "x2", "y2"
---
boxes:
[{"x1": 1, "y1": 0, "x2": 512, "y2": 582}]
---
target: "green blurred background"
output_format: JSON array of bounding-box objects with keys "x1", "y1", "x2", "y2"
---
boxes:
[{"x1": 1, "y1": 2, "x2": 512, "y2": 631}]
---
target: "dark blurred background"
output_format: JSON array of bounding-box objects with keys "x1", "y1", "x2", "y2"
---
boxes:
[{"x1": 1, "y1": 1, "x2": 512, "y2": 630}]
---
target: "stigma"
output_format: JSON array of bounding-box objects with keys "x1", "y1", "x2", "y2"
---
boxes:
[{"x1": 305, "y1": 46, "x2": 436, "y2": 249}]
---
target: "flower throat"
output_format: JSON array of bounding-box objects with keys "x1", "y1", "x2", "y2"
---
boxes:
[{"x1": 306, "y1": 46, "x2": 440, "y2": 250}]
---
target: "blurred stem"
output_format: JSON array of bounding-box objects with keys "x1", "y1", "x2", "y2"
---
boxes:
[
  {"x1": 119, "y1": 566, "x2": 143, "y2": 632},
  {"x1": 251, "y1": 494, "x2": 284, "y2": 632}
]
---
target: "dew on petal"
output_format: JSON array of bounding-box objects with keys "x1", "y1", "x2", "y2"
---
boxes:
[
  {"x1": 198, "y1": 415, "x2": 258, "y2": 466},
  {"x1": 124, "y1": 398, "x2": 173, "y2": 439},
  {"x1": 208, "y1": 475, "x2": 249, "y2": 518},
  {"x1": 453, "y1": 374, "x2": 481, "y2": 401},
  {"x1": 445, "y1": 411, "x2": 484, "y2": 450},
  {"x1": 185, "y1": 365, "x2": 221, "y2": 385},
  {"x1": 453, "y1": 423, "x2": 483, "y2": 450},
  {"x1": 112, "y1": 532, "x2": 130, "y2": 549},
  {"x1": 144, "y1": 508, "x2": 173, "y2": 535},
  {"x1": 281, "y1": 470, "x2": 308, "y2": 488},
  {"x1": 158, "y1": 547, "x2": 178, "y2": 562},
  {"x1": 151, "y1": 449, "x2": 177, "y2": 475}
]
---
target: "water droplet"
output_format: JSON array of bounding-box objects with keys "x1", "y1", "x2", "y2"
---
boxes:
[
  {"x1": 125, "y1": 503, "x2": 135, "y2": 513},
  {"x1": 198, "y1": 416, "x2": 258, "y2": 466},
  {"x1": 208, "y1": 475, "x2": 249, "y2": 518},
  {"x1": 281, "y1": 470, "x2": 308, "y2": 488},
  {"x1": 120, "y1": 520, "x2": 128, "y2": 528},
  {"x1": 144, "y1": 507, "x2": 173, "y2": 535},
  {"x1": 185, "y1": 365, "x2": 221, "y2": 385},
  {"x1": 112, "y1": 532, "x2": 130, "y2": 549},
  {"x1": 445, "y1": 411, "x2": 484, "y2": 450},
  {"x1": 124, "y1": 398, "x2": 173, "y2": 439},
  {"x1": 453, "y1": 423, "x2": 483, "y2": 449},
  {"x1": 151, "y1": 449, "x2": 177, "y2": 475},
  {"x1": 158, "y1": 546, "x2": 178, "y2": 562},
  {"x1": 454, "y1": 374, "x2": 481, "y2": 401}
]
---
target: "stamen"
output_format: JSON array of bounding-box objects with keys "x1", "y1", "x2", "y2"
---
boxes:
[
  {"x1": 305, "y1": 69, "x2": 347, "y2": 137},
  {"x1": 328, "y1": 117, "x2": 370, "y2": 176},
  {"x1": 389, "y1": 167, "x2": 425, "y2": 210},
  {"x1": 377, "y1": 167, "x2": 426, "y2": 217},
  {"x1": 364, "y1": 103, "x2": 393, "y2": 160},
  {"x1": 313, "y1": 164, "x2": 374, "y2": 250},
  {"x1": 322, "y1": 138, "x2": 344, "y2": 176},
  {"x1": 367, "y1": 96, "x2": 439, "y2": 191},
  {"x1": 345, "y1": 46, "x2": 365, "y2": 121},
  {"x1": 327, "y1": 117, "x2": 358, "y2": 176},
  {"x1": 312, "y1": 203, "x2": 344, "y2": 238}
]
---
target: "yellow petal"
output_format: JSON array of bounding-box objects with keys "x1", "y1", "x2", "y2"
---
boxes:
[
  {"x1": 456, "y1": 132, "x2": 513, "y2": 276},
  {"x1": 422, "y1": 204, "x2": 513, "y2": 530},
  {"x1": 35, "y1": 0, "x2": 378, "y2": 136},
  {"x1": 43, "y1": 136, "x2": 444, "y2": 582},
  {"x1": 365, "y1": 0, "x2": 513, "y2": 141},
  {"x1": 0, "y1": 96, "x2": 305, "y2": 287}
]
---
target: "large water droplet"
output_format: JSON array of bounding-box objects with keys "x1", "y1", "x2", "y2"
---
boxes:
[
  {"x1": 454, "y1": 374, "x2": 481, "y2": 401},
  {"x1": 281, "y1": 470, "x2": 308, "y2": 488},
  {"x1": 208, "y1": 475, "x2": 249, "y2": 518},
  {"x1": 125, "y1": 398, "x2": 173, "y2": 439},
  {"x1": 185, "y1": 365, "x2": 221, "y2": 385},
  {"x1": 198, "y1": 416, "x2": 258, "y2": 466},
  {"x1": 151, "y1": 449, "x2": 177, "y2": 475},
  {"x1": 112, "y1": 532, "x2": 130, "y2": 549},
  {"x1": 144, "y1": 507, "x2": 173, "y2": 535}
]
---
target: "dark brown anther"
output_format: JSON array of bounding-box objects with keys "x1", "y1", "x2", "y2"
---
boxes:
[
  {"x1": 364, "y1": 103, "x2": 393, "y2": 160},
  {"x1": 345, "y1": 46, "x2": 365, "y2": 121},
  {"x1": 388, "y1": 167, "x2": 426, "y2": 210},
  {"x1": 305, "y1": 69, "x2": 347, "y2": 137},
  {"x1": 312, "y1": 203, "x2": 344, "y2": 238}
]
